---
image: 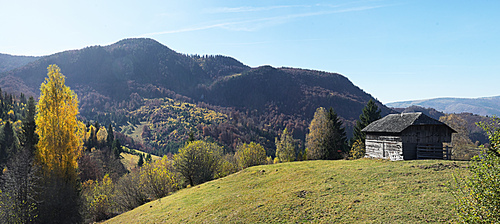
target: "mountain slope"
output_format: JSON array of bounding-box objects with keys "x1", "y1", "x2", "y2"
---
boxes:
[
  {"x1": 0, "y1": 38, "x2": 388, "y2": 119},
  {"x1": 104, "y1": 159, "x2": 465, "y2": 223},
  {"x1": 391, "y1": 105, "x2": 445, "y2": 120},
  {"x1": 387, "y1": 96, "x2": 500, "y2": 116},
  {"x1": 0, "y1": 38, "x2": 391, "y2": 153},
  {"x1": 1, "y1": 38, "x2": 210, "y2": 100},
  {"x1": 0, "y1": 53, "x2": 38, "y2": 73},
  {"x1": 204, "y1": 66, "x2": 385, "y2": 120}
]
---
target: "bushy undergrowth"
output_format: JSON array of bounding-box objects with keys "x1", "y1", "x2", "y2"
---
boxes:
[
  {"x1": 452, "y1": 117, "x2": 500, "y2": 223},
  {"x1": 81, "y1": 140, "x2": 271, "y2": 222},
  {"x1": 81, "y1": 156, "x2": 181, "y2": 222},
  {"x1": 453, "y1": 152, "x2": 500, "y2": 223}
]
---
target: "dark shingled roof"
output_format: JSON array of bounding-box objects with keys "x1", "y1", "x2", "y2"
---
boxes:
[{"x1": 361, "y1": 112, "x2": 455, "y2": 133}]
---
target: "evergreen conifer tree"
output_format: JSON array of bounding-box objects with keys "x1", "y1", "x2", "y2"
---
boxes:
[
  {"x1": 326, "y1": 108, "x2": 348, "y2": 159},
  {"x1": 0, "y1": 121, "x2": 18, "y2": 168},
  {"x1": 19, "y1": 96, "x2": 38, "y2": 154},
  {"x1": 138, "y1": 154, "x2": 144, "y2": 167},
  {"x1": 351, "y1": 99, "x2": 381, "y2": 146},
  {"x1": 106, "y1": 124, "x2": 114, "y2": 148},
  {"x1": 112, "y1": 139, "x2": 123, "y2": 159},
  {"x1": 145, "y1": 153, "x2": 152, "y2": 163}
]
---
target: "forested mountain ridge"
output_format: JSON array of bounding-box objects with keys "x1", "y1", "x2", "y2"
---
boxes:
[
  {"x1": 0, "y1": 53, "x2": 38, "y2": 74},
  {"x1": 0, "y1": 38, "x2": 390, "y2": 154},
  {"x1": 203, "y1": 66, "x2": 380, "y2": 120},
  {"x1": 1, "y1": 38, "x2": 210, "y2": 100}
]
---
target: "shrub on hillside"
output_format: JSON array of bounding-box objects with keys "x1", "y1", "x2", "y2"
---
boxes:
[
  {"x1": 140, "y1": 156, "x2": 180, "y2": 199},
  {"x1": 81, "y1": 174, "x2": 116, "y2": 222},
  {"x1": 236, "y1": 142, "x2": 266, "y2": 169},
  {"x1": 174, "y1": 140, "x2": 223, "y2": 186},
  {"x1": 453, "y1": 117, "x2": 500, "y2": 223},
  {"x1": 349, "y1": 139, "x2": 365, "y2": 160},
  {"x1": 275, "y1": 128, "x2": 296, "y2": 163},
  {"x1": 453, "y1": 151, "x2": 500, "y2": 223},
  {"x1": 219, "y1": 153, "x2": 239, "y2": 177},
  {"x1": 114, "y1": 171, "x2": 148, "y2": 211}
]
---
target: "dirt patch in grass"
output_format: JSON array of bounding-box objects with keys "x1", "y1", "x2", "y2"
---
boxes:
[{"x1": 415, "y1": 162, "x2": 464, "y2": 171}]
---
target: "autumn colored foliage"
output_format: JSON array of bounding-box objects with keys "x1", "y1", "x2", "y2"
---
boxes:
[
  {"x1": 35, "y1": 64, "x2": 84, "y2": 181},
  {"x1": 235, "y1": 142, "x2": 266, "y2": 169},
  {"x1": 275, "y1": 128, "x2": 297, "y2": 162},
  {"x1": 174, "y1": 140, "x2": 223, "y2": 186},
  {"x1": 453, "y1": 117, "x2": 500, "y2": 223}
]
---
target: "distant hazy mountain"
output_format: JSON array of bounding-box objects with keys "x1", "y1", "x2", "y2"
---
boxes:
[
  {"x1": 391, "y1": 105, "x2": 445, "y2": 120},
  {"x1": 387, "y1": 96, "x2": 500, "y2": 116},
  {"x1": 0, "y1": 53, "x2": 38, "y2": 73}
]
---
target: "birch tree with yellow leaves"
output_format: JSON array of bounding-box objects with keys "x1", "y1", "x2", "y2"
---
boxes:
[{"x1": 35, "y1": 64, "x2": 84, "y2": 181}]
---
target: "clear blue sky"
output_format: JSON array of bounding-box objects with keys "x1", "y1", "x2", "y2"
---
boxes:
[{"x1": 1, "y1": 0, "x2": 499, "y2": 104}]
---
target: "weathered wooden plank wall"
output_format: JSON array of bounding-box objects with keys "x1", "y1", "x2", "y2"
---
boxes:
[
  {"x1": 365, "y1": 135, "x2": 403, "y2": 161},
  {"x1": 366, "y1": 125, "x2": 453, "y2": 160},
  {"x1": 401, "y1": 125, "x2": 452, "y2": 144}
]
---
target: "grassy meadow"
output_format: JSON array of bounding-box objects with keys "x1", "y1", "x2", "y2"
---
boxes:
[
  {"x1": 104, "y1": 159, "x2": 468, "y2": 223},
  {"x1": 120, "y1": 148, "x2": 161, "y2": 171}
]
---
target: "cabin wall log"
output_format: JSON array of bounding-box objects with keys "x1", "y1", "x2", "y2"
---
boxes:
[
  {"x1": 365, "y1": 125, "x2": 453, "y2": 160},
  {"x1": 365, "y1": 135, "x2": 403, "y2": 161}
]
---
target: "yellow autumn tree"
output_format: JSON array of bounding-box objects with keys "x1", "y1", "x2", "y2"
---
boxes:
[
  {"x1": 439, "y1": 114, "x2": 477, "y2": 160},
  {"x1": 35, "y1": 64, "x2": 84, "y2": 181},
  {"x1": 96, "y1": 126, "x2": 108, "y2": 145}
]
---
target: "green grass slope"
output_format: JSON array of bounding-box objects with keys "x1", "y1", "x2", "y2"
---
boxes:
[{"x1": 104, "y1": 159, "x2": 467, "y2": 223}]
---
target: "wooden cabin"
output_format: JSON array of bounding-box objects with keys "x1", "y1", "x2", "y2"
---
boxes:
[{"x1": 361, "y1": 112, "x2": 456, "y2": 161}]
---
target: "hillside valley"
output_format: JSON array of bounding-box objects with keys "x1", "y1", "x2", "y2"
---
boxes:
[
  {"x1": 0, "y1": 39, "x2": 493, "y2": 224},
  {"x1": 2, "y1": 38, "x2": 493, "y2": 155},
  {"x1": 0, "y1": 38, "x2": 392, "y2": 155}
]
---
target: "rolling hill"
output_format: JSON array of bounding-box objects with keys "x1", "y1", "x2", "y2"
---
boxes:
[
  {"x1": 387, "y1": 96, "x2": 500, "y2": 116},
  {"x1": 104, "y1": 159, "x2": 466, "y2": 223}
]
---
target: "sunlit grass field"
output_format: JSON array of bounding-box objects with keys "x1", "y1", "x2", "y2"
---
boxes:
[
  {"x1": 120, "y1": 148, "x2": 161, "y2": 171},
  {"x1": 105, "y1": 159, "x2": 468, "y2": 223}
]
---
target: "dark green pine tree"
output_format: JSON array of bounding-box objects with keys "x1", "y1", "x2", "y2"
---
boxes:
[
  {"x1": 106, "y1": 124, "x2": 114, "y2": 148},
  {"x1": 326, "y1": 107, "x2": 348, "y2": 159},
  {"x1": 94, "y1": 121, "x2": 100, "y2": 132},
  {"x1": 20, "y1": 93, "x2": 26, "y2": 105},
  {"x1": 1, "y1": 96, "x2": 39, "y2": 223},
  {"x1": 137, "y1": 153, "x2": 144, "y2": 167},
  {"x1": 112, "y1": 139, "x2": 122, "y2": 159},
  {"x1": 86, "y1": 127, "x2": 96, "y2": 152},
  {"x1": 19, "y1": 96, "x2": 38, "y2": 154},
  {"x1": 351, "y1": 99, "x2": 382, "y2": 145},
  {"x1": 0, "y1": 121, "x2": 18, "y2": 167}
]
